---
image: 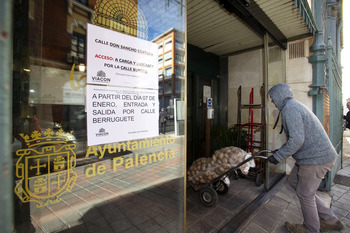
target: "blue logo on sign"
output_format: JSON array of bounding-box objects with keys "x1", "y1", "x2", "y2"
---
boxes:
[{"x1": 207, "y1": 98, "x2": 212, "y2": 108}]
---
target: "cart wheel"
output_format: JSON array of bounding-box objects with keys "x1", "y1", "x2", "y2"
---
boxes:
[
  {"x1": 213, "y1": 180, "x2": 229, "y2": 195},
  {"x1": 237, "y1": 169, "x2": 246, "y2": 178},
  {"x1": 255, "y1": 173, "x2": 263, "y2": 186},
  {"x1": 199, "y1": 186, "x2": 218, "y2": 206},
  {"x1": 231, "y1": 170, "x2": 239, "y2": 180}
]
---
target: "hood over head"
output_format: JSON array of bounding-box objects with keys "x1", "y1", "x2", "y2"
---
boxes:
[{"x1": 268, "y1": 83, "x2": 293, "y2": 110}]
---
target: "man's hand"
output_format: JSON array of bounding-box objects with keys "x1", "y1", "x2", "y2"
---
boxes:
[{"x1": 268, "y1": 155, "x2": 279, "y2": 165}]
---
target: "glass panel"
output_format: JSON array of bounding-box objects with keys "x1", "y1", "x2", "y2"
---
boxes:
[
  {"x1": 175, "y1": 51, "x2": 185, "y2": 64},
  {"x1": 158, "y1": 69, "x2": 164, "y2": 80},
  {"x1": 265, "y1": 35, "x2": 287, "y2": 189},
  {"x1": 158, "y1": 41, "x2": 164, "y2": 54},
  {"x1": 175, "y1": 37, "x2": 184, "y2": 50},
  {"x1": 164, "y1": 52, "x2": 172, "y2": 66},
  {"x1": 164, "y1": 52, "x2": 172, "y2": 61},
  {"x1": 164, "y1": 81, "x2": 172, "y2": 94},
  {"x1": 12, "y1": 0, "x2": 186, "y2": 232},
  {"x1": 159, "y1": 83, "x2": 163, "y2": 94},
  {"x1": 175, "y1": 79, "x2": 184, "y2": 94},
  {"x1": 175, "y1": 66, "x2": 184, "y2": 78},
  {"x1": 164, "y1": 66, "x2": 172, "y2": 80},
  {"x1": 158, "y1": 55, "x2": 163, "y2": 65},
  {"x1": 164, "y1": 37, "x2": 173, "y2": 51}
]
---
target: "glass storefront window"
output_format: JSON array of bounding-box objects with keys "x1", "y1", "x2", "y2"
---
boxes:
[
  {"x1": 175, "y1": 66, "x2": 184, "y2": 78},
  {"x1": 175, "y1": 37, "x2": 184, "y2": 50},
  {"x1": 158, "y1": 55, "x2": 163, "y2": 66},
  {"x1": 12, "y1": 0, "x2": 186, "y2": 232},
  {"x1": 164, "y1": 66, "x2": 172, "y2": 79},
  {"x1": 265, "y1": 35, "x2": 287, "y2": 189},
  {"x1": 164, "y1": 52, "x2": 172, "y2": 66},
  {"x1": 158, "y1": 69, "x2": 164, "y2": 80},
  {"x1": 158, "y1": 42, "x2": 164, "y2": 54},
  {"x1": 175, "y1": 79, "x2": 184, "y2": 94},
  {"x1": 175, "y1": 51, "x2": 185, "y2": 64},
  {"x1": 164, "y1": 37, "x2": 173, "y2": 51},
  {"x1": 164, "y1": 81, "x2": 172, "y2": 94}
]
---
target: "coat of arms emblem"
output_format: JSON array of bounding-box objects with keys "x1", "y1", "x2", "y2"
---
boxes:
[{"x1": 14, "y1": 128, "x2": 77, "y2": 208}]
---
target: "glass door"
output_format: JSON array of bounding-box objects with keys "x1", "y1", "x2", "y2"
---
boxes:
[
  {"x1": 11, "y1": 1, "x2": 186, "y2": 232},
  {"x1": 264, "y1": 34, "x2": 287, "y2": 190}
]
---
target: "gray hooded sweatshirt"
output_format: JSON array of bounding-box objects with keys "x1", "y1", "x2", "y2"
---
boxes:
[{"x1": 268, "y1": 83, "x2": 336, "y2": 165}]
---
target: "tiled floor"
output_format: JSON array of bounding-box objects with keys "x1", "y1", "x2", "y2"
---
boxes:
[
  {"x1": 24, "y1": 161, "x2": 262, "y2": 233},
  {"x1": 15, "y1": 135, "x2": 186, "y2": 233},
  {"x1": 27, "y1": 169, "x2": 185, "y2": 232},
  {"x1": 14, "y1": 133, "x2": 269, "y2": 233},
  {"x1": 186, "y1": 176, "x2": 265, "y2": 233}
]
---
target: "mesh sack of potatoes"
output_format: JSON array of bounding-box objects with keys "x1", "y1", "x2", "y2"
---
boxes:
[
  {"x1": 187, "y1": 146, "x2": 254, "y2": 185},
  {"x1": 186, "y1": 157, "x2": 216, "y2": 184}
]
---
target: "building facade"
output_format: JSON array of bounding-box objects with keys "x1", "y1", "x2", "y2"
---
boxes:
[{"x1": 153, "y1": 28, "x2": 185, "y2": 134}]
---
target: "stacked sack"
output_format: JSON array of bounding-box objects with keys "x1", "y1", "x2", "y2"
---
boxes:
[{"x1": 187, "y1": 146, "x2": 254, "y2": 185}]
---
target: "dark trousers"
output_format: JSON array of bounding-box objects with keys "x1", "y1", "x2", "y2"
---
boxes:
[{"x1": 161, "y1": 121, "x2": 166, "y2": 134}]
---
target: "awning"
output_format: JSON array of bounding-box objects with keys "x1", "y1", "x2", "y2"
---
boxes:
[{"x1": 187, "y1": 0, "x2": 317, "y2": 56}]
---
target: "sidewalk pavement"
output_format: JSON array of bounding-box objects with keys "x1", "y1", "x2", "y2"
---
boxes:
[{"x1": 234, "y1": 131, "x2": 350, "y2": 233}]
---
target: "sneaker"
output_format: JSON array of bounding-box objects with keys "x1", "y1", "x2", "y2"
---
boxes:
[
  {"x1": 285, "y1": 221, "x2": 307, "y2": 233},
  {"x1": 320, "y1": 219, "x2": 345, "y2": 232}
]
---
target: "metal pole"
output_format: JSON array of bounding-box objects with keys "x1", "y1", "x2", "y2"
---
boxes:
[
  {"x1": 0, "y1": 0, "x2": 13, "y2": 232},
  {"x1": 263, "y1": 33, "x2": 269, "y2": 190},
  {"x1": 308, "y1": 0, "x2": 326, "y2": 120},
  {"x1": 327, "y1": 38, "x2": 334, "y2": 144}
]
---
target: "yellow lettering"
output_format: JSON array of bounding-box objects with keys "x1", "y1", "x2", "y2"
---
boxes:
[
  {"x1": 139, "y1": 140, "x2": 148, "y2": 148},
  {"x1": 140, "y1": 155, "x2": 148, "y2": 165},
  {"x1": 153, "y1": 138, "x2": 159, "y2": 146},
  {"x1": 158, "y1": 152, "x2": 164, "y2": 161},
  {"x1": 85, "y1": 146, "x2": 98, "y2": 157},
  {"x1": 108, "y1": 144, "x2": 117, "y2": 153},
  {"x1": 126, "y1": 141, "x2": 132, "y2": 150},
  {"x1": 125, "y1": 158, "x2": 134, "y2": 168},
  {"x1": 168, "y1": 149, "x2": 175, "y2": 158},
  {"x1": 109, "y1": 149, "x2": 176, "y2": 173},
  {"x1": 97, "y1": 165, "x2": 106, "y2": 175},
  {"x1": 118, "y1": 142, "x2": 126, "y2": 152},
  {"x1": 149, "y1": 153, "x2": 157, "y2": 163},
  {"x1": 134, "y1": 154, "x2": 139, "y2": 167},
  {"x1": 113, "y1": 157, "x2": 123, "y2": 171},
  {"x1": 70, "y1": 64, "x2": 87, "y2": 91},
  {"x1": 85, "y1": 164, "x2": 96, "y2": 177},
  {"x1": 159, "y1": 137, "x2": 166, "y2": 145},
  {"x1": 131, "y1": 141, "x2": 138, "y2": 150},
  {"x1": 98, "y1": 145, "x2": 107, "y2": 159},
  {"x1": 167, "y1": 136, "x2": 175, "y2": 144}
]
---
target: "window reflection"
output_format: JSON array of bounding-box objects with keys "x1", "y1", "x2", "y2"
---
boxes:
[{"x1": 12, "y1": 0, "x2": 185, "y2": 232}]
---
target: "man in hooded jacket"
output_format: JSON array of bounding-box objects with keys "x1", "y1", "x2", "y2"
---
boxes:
[{"x1": 267, "y1": 83, "x2": 344, "y2": 233}]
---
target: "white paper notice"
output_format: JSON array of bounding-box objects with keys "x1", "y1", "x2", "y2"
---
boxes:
[
  {"x1": 87, "y1": 24, "x2": 158, "y2": 89},
  {"x1": 86, "y1": 85, "x2": 159, "y2": 146}
]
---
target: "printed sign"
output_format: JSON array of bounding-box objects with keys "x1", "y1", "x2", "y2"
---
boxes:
[
  {"x1": 29, "y1": 65, "x2": 86, "y2": 105},
  {"x1": 87, "y1": 24, "x2": 158, "y2": 89},
  {"x1": 86, "y1": 85, "x2": 159, "y2": 146},
  {"x1": 203, "y1": 85, "x2": 211, "y2": 103}
]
